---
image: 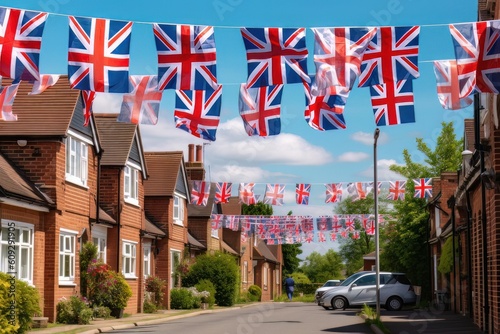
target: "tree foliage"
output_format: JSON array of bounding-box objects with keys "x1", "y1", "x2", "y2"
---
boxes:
[
  {"x1": 299, "y1": 249, "x2": 344, "y2": 283},
  {"x1": 242, "y1": 202, "x2": 273, "y2": 215}
]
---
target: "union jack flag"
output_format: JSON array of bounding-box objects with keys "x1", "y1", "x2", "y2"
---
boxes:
[
  {"x1": 304, "y1": 78, "x2": 349, "y2": 131},
  {"x1": 82, "y1": 90, "x2": 95, "y2": 127},
  {"x1": 413, "y1": 178, "x2": 433, "y2": 199},
  {"x1": 0, "y1": 8, "x2": 47, "y2": 81},
  {"x1": 68, "y1": 16, "x2": 132, "y2": 93},
  {"x1": 340, "y1": 229, "x2": 349, "y2": 239},
  {"x1": 359, "y1": 26, "x2": 420, "y2": 87},
  {"x1": 370, "y1": 79, "x2": 415, "y2": 126},
  {"x1": 263, "y1": 184, "x2": 285, "y2": 206},
  {"x1": 325, "y1": 183, "x2": 343, "y2": 203},
  {"x1": 214, "y1": 182, "x2": 232, "y2": 204},
  {"x1": 29, "y1": 74, "x2": 60, "y2": 95},
  {"x1": 239, "y1": 83, "x2": 283, "y2": 136},
  {"x1": 364, "y1": 220, "x2": 375, "y2": 236},
  {"x1": 0, "y1": 83, "x2": 20, "y2": 121},
  {"x1": 387, "y1": 180, "x2": 406, "y2": 200},
  {"x1": 344, "y1": 215, "x2": 355, "y2": 231},
  {"x1": 316, "y1": 216, "x2": 332, "y2": 231},
  {"x1": 347, "y1": 182, "x2": 370, "y2": 200},
  {"x1": 433, "y1": 60, "x2": 474, "y2": 110},
  {"x1": 153, "y1": 24, "x2": 217, "y2": 91},
  {"x1": 332, "y1": 218, "x2": 343, "y2": 233},
  {"x1": 317, "y1": 231, "x2": 326, "y2": 243},
  {"x1": 190, "y1": 180, "x2": 211, "y2": 206},
  {"x1": 295, "y1": 183, "x2": 311, "y2": 205},
  {"x1": 210, "y1": 214, "x2": 224, "y2": 229},
  {"x1": 174, "y1": 85, "x2": 222, "y2": 141},
  {"x1": 241, "y1": 27, "x2": 309, "y2": 88},
  {"x1": 329, "y1": 231, "x2": 337, "y2": 241},
  {"x1": 224, "y1": 215, "x2": 239, "y2": 231},
  {"x1": 352, "y1": 231, "x2": 360, "y2": 240},
  {"x1": 239, "y1": 183, "x2": 257, "y2": 205},
  {"x1": 312, "y1": 27, "x2": 376, "y2": 93},
  {"x1": 449, "y1": 21, "x2": 500, "y2": 93},
  {"x1": 118, "y1": 75, "x2": 162, "y2": 125}
]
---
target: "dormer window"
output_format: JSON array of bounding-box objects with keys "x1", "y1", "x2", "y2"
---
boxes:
[
  {"x1": 65, "y1": 135, "x2": 88, "y2": 186},
  {"x1": 124, "y1": 165, "x2": 139, "y2": 206}
]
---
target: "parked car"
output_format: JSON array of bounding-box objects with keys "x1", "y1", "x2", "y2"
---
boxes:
[
  {"x1": 315, "y1": 279, "x2": 342, "y2": 304},
  {"x1": 318, "y1": 271, "x2": 417, "y2": 311}
]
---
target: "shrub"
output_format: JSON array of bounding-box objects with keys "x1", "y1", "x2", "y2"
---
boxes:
[
  {"x1": 145, "y1": 276, "x2": 166, "y2": 308},
  {"x1": 92, "y1": 306, "x2": 111, "y2": 319},
  {"x1": 143, "y1": 300, "x2": 157, "y2": 313},
  {"x1": 248, "y1": 285, "x2": 262, "y2": 302},
  {"x1": 170, "y1": 288, "x2": 199, "y2": 309},
  {"x1": 0, "y1": 272, "x2": 41, "y2": 334},
  {"x1": 56, "y1": 296, "x2": 93, "y2": 325},
  {"x1": 183, "y1": 252, "x2": 239, "y2": 306},
  {"x1": 195, "y1": 280, "x2": 216, "y2": 306},
  {"x1": 79, "y1": 242, "x2": 98, "y2": 297}
]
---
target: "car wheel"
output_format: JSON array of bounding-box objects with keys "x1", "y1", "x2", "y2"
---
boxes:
[
  {"x1": 332, "y1": 296, "x2": 347, "y2": 310},
  {"x1": 386, "y1": 296, "x2": 403, "y2": 311}
]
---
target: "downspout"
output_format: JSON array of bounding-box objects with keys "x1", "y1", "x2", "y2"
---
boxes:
[
  {"x1": 95, "y1": 150, "x2": 102, "y2": 233},
  {"x1": 466, "y1": 190, "x2": 473, "y2": 319},
  {"x1": 116, "y1": 168, "x2": 121, "y2": 271},
  {"x1": 451, "y1": 196, "x2": 456, "y2": 313}
]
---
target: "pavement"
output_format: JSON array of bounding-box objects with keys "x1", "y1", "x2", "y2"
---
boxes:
[{"x1": 28, "y1": 303, "x2": 484, "y2": 334}]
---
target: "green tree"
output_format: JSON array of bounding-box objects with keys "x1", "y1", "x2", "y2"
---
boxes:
[
  {"x1": 282, "y1": 210, "x2": 302, "y2": 277},
  {"x1": 299, "y1": 249, "x2": 343, "y2": 283},
  {"x1": 382, "y1": 121, "x2": 462, "y2": 299},
  {"x1": 242, "y1": 202, "x2": 273, "y2": 215}
]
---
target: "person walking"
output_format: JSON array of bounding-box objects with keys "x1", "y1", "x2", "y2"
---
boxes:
[{"x1": 284, "y1": 275, "x2": 295, "y2": 301}]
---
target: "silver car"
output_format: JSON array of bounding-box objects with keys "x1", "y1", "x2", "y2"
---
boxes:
[
  {"x1": 318, "y1": 271, "x2": 417, "y2": 311},
  {"x1": 315, "y1": 279, "x2": 342, "y2": 305}
]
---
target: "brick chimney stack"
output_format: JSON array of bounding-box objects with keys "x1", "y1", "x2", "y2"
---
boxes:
[
  {"x1": 185, "y1": 144, "x2": 205, "y2": 181},
  {"x1": 196, "y1": 145, "x2": 202, "y2": 162},
  {"x1": 188, "y1": 144, "x2": 195, "y2": 163}
]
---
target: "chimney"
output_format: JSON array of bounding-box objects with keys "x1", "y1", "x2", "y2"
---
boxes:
[
  {"x1": 196, "y1": 145, "x2": 203, "y2": 163},
  {"x1": 188, "y1": 144, "x2": 195, "y2": 163}
]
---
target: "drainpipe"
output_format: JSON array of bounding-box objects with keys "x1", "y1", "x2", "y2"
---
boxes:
[
  {"x1": 117, "y1": 169, "x2": 122, "y2": 271},
  {"x1": 450, "y1": 196, "x2": 456, "y2": 312},
  {"x1": 466, "y1": 190, "x2": 473, "y2": 319},
  {"x1": 95, "y1": 150, "x2": 102, "y2": 234}
]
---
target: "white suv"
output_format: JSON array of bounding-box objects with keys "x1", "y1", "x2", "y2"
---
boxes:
[{"x1": 315, "y1": 279, "x2": 342, "y2": 305}]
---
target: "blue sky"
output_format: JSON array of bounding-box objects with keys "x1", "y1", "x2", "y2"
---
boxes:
[{"x1": 2, "y1": 0, "x2": 477, "y2": 256}]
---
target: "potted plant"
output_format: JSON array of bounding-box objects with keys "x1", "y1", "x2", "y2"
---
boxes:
[
  {"x1": 108, "y1": 272, "x2": 132, "y2": 318},
  {"x1": 199, "y1": 290, "x2": 210, "y2": 310}
]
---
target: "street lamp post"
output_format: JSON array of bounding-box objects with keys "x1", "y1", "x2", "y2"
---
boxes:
[{"x1": 374, "y1": 128, "x2": 381, "y2": 318}]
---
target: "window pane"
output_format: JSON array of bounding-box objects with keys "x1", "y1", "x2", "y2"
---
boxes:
[
  {"x1": 22, "y1": 230, "x2": 29, "y2": 244},
  {"x1": 1, "y1": 244, "x2": 8, "y2": 272},
  {"x1": 59, "y1": 235, "x2": 64, "y2": 252},
  {"x1": 21, "y1": 248, "x2": 28, "y2": 279},
  {"x1": 59, "y1": 254, "x2": 64, "y2": 276},
  {"x1": 1, "y1": 227, "x2": 7, "y2": 241},
  {"x1": 125, "y1": 258, "x2": 130, "y2": 274},
  {"x1": 64, "y1": 255, "x2": 70, "y2": 277}
]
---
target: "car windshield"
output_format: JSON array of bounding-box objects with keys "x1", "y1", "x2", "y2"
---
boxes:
[{"x1": 339, "y1": 272, "x2": 366, "y2": 286}]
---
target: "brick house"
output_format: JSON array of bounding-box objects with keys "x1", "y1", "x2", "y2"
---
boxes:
[{"x1": 143, "y1": 151, "x2": 190, "y2": 309}]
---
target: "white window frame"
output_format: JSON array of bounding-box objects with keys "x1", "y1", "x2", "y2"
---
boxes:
[
  {"x1": 243, "y1": 261, "x2": 248, "y2": 283},
  {"x1": 59, "y1": 229, "x2": 77, "y2": 285},
  {"x1": 275, "y1": 269, "x2": 280, "y2": 285},
  {"x1": 92, "y1": 225, "x2": 107, "y2": 263},
  {"x1": 124, "y1": 164, "x2": 139, "y2": 206},
  {"x1": 263, "y1": 263, "x2": 269, "y2": 290},
  {"x1": 143, "y1": 244, "x2": 151, "y2": 278},
  {"x1": 170, "y1": 249, "x2": 181, "y2": 289},
  {"x1": 0, "y1": 220, "x2": 34, "y2": 285},
  {"x1": 65, "y1": 135, "x2": 88, "y2": 187},
  {"x1": 173, "y1": 194, "x2": 185, "y2": 226},
  {"x1": 122, "y1": 240, "x2": 137, "y2": 279}
]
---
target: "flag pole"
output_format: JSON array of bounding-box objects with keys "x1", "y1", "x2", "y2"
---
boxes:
[{"x1": 374, "y1": 127, "x2": 381, "y2": 318}]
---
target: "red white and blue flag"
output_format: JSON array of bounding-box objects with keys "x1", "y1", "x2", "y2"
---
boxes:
[
  {"x1": 449, "y1": 21, "x2": 500, "y2": 93},
  {"x1": 239, "y1": 183, "x2": 257, "y2": 205},
  {"x1": 312, "y1": 27, "x2": 376, "y2": 93},
  {"x1": 264, "y1": 184, "x2": 285, "y2": 206},
  {"x1": 359, "y1": 26, "x2": 420, "y2": 87},
  {"x1": 29, "y1": 74, "x2": 60, "y2": 95},
  {"x1": 433, "y1": 60, "x2": 474, "y2": 110},
  {"x1": 82, "y1": 90, "x2": 95, "y2": 127},
  {"x1": 413, "y1": 178, "x2": 433, "y2": 198},
  {"x1": 153, "y1": 24, "x2": 217, "y2": 91},
  {"x1": 239, "y1": 83, "x2": 283, "y2": 136},
  {"x1": 210, "y1": 214, "x2": 224, "y2": 230},
  {"x1": 304, "y1": 78, "x2": 349, "y2": 131},
  {"x1": 174, "y1": 85, "x2": 222, "y2": 141},
  {"x1": 118, "y1": 75, "x2": 162, "y2": 125},
  {"x1": 190, "y1": 180, "x2": 211, "y2": 206},
  {"x1": 295, "y1": 183, "x2": 311, "y2": 205},
  {"x1": 240, "y1": 27, "x2": 309, "y2": 88},
  {"x1": 0, "y1": 83, "x2": 20, "y2": 121},
  {"x1": 0, "y1": 8, "x2": 47, "y2": 81},
  {"x1": 347, "y1": 182, "x2": 374, "y2": 200},
  {"x1": 387, "y1": 180, "x2": 406, "y2": 200},
  {"x1": 214, "y1": 182, "x2": 232, "y2": 204},
  {"x1": 370, "y1": 79, "x2": 415, "y2": 126},
  {"x1": 68, "y1": 16, "x2": 132, "y2": 93},
  {"x1": 325, "y1": 183, "x2": 343, "y2": 203}
]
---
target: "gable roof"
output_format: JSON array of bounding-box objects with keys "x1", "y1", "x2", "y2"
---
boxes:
[
  {"x1": 144, "y1": 152, "x2": 189, "y2": 197},
  {"x1": 187, "y1": 182, "x2": 220, "y2": 217},
  {"x1": 94, "y1": 113, "x2": 147, "y2": 178},
  {"x1": 254, "y1": 240, "x2": 279, "y2": 264}
]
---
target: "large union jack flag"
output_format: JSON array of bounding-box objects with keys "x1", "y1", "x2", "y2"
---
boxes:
[
  {"x1": 239, "y1": 83, "x2": 283, "y2": 136},
  {"x1": 0, "y1": 8, "x2": 47, "y2": 81},
  {"x1": 153, "y1": 24, "x2": 217, "y2": 91},
  {"x1": 325, "y1": 183, "x2": 343, "y2": 203},
  {"x1": 387, "y1": 180, "x2": 406, "y2": 200},
  {"x1": 433, "y1": 60, "x2": 474, "y2": 110},
  {"x1": 68, "y1": 16, "x2": 132, "y2": 93},
  {"x1": 264, "y1": 184, "x2": 285, "y2": 206},
  {"x1": 304, "y1": 78, "x2": 349, "y2": 131},
  {"x1": 190, "y1": 180, "x2": 211, "y2": 206},
  {"x1": 449, "y1": 20, "x2": 500, "y2": 93},
  {"x1": 295, "y1": 183, "x2": 311, "y2": 205},
  {"x1": 413, "y1": 178, "x2": 433, "y2": 198},
  {"x1": 174, "y1": 85, "x2": 222, "y2": 141},
  {"x1": 118, "y1": 75, "x2": 162, "y2": 125},
  {"x1": 214, "y1": 182, "x2": 232, "y2": 204},
  {"x1": 0, "y1": 83, "x2": 20, "y2": 121},
  {"x1": 312, "y1": 27, "x2": 376, "y2": 93},
  {"x1": 370, "y1": 79, "x2": 415, "y2": 126},
  {"x1": 241, "y1": 27, "x2": 309, "y2": 88},
  {"x1": 359, "y1": 26, "x2": 420, "y2": 87}
]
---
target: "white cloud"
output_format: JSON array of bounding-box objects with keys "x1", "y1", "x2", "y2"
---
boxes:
[
  {"x1": 93, "y1": 93, "x2": 123, "y2": 113},
  {"x1": 360, "y1": 159, "x2": 405, "y2": 180},
  {"x1": 350, "y1": 131, "x2": 389, "y2": 146},
  {"x1": 337, "y1": 152, "x2": 370, "y2": 162},
  {"x1": 210, "y1": 165, "x2": 296, "y2": 184}
]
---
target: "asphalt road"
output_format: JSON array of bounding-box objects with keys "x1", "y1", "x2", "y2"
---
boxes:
[{"x1": 113, "y1": 302, "x2": 373, "y2": 334}]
